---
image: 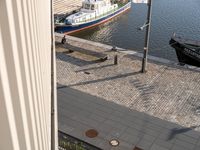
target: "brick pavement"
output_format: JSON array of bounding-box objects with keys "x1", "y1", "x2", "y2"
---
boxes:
[
  {"x1": 56, "y1": 36, "x2": 200, "y2": 131},
  {"x1": 53, "y1": 0, "x2": 82, "y2": 14}
]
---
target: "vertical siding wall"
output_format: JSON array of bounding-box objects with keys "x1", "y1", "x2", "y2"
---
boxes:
[{"x1": 0, "y1": 0, "x2": 57, "y2": 150}]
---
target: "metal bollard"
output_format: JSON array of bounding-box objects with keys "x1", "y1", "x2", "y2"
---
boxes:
[
  {"x1": 114, "y1": 55, "x2": 118, "y2": 65},
  {"x1": 112, "y1": 46, "x2": 117, "y2": 51},
  {"x1": 61, "y1": 35, "x2": 66, "y2": 44}
]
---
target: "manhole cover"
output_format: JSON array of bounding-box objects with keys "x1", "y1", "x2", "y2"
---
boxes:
[
  {"x1": 133, "y1": 146, "x2": 143, "y2": 150},
  {"x1": 109, "y1": 139, "x2": 119, "y2": 147},
  {"x1": 85, "y1": 129, "x2": 98, "y2": 138}
]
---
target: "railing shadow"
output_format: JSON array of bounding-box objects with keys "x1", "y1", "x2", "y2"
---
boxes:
[{"x1": 129, "y1": 79, "x2": 155, "y2": 110}]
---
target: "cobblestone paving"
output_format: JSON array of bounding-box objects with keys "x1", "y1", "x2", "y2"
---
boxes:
[
  {"x1": 56, "y1": 37, "x2": 200, "y2": 131},
  {"x1": 54, "y1": 0, "x2": 81, "y2": 14}
]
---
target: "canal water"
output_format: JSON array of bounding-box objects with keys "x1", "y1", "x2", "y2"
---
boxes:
[{"x1": 72, "y1": 0, "x2": 200, "y2": 61}]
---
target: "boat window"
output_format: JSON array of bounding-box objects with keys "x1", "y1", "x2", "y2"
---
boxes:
[
  {"x1": 84, "y1": 4, "x2": 90, "y2": 9},
  {"x1": 91, "y1": 4, "x2": 95, "y2": 10},
  {"x1": 64, "y1": 19, "x2": 69, "y2": 25}
]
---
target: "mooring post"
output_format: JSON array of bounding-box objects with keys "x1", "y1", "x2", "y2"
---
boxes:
[
  {"x1": 112, "y1": 46, "x2": 117, "y2": 51},
  {"x1": 114, "y1": 55, "x2": 118, "y2": 65},
  {"x1": 61, "y1": 35, "x2": 66, "y2": 44}
]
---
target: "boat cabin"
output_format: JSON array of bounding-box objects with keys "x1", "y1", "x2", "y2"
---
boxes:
[
  {"x1": 64, "y1": 0, "x2": 118, "y2": 25},
  {"x1": 82, "y1": 0, "x2": 111, "y2": 11}
]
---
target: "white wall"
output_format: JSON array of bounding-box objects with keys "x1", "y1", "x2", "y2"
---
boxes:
[{"x1": 0, "y1": 0, "x2": 57, "y2": 150}]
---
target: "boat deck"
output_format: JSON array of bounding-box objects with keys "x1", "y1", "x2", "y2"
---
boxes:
[{"x1": 172, "y1": 36, "x2": 200, "y2": 47}]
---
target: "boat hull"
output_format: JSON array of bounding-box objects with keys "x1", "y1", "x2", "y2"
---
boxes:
[
  {"x1": 169, "y1": 38, "x2": 200, "y2": 67},
  {"x1": 55, "y1": 2, "x2": 131, "y2": 34}
]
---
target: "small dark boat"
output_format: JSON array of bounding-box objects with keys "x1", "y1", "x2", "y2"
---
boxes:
[{"x1": 169, "y1": 34, "x2": 200, "y2": 67}]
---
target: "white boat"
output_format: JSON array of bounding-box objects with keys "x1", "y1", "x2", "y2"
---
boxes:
[{"x1": 55, "y1": 0, "x2": 131, "y2": 34}]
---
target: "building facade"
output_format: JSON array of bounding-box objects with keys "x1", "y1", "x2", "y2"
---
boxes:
[{"x1": 0, "y1": 0, "x2": 57, "y2": 150}]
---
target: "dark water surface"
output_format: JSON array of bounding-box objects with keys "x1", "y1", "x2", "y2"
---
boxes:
[{"x1": 72, "y1": 0, "x2": 200, "y2": 61}]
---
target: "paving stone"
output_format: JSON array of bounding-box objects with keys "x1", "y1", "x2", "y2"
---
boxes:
[
  {"x1": 95, "y1": 139, "x2": 112, "y2": 150},
  {"x1": 158, "y1": 130, "x2": 176, "y2": 141},
  {"x1": 76, "y1": 117, "x2": 102, "y2": 128},
  {"x1": 193, "y1": 145, "x2": 200, "y2": 150},
  {"x1": 119, "y1": 132, "x2": 141, "y2": 145},
  {"x1": 140, "y1": 134, "x2": 156, "y2": 144},
  {"x1": 107, "y1": 127, "x2": 127, "y2": 138},
  {"x1": 175, "y1": 134, "x2": 198, "y2": 144},
  {"x1": 150, "y1": 144, "x2": 169, "y2": 150},
  {"x1": 58, "y1": 87, "x2": 200, "y2": 150},
  {"x1": 170, "y1": 145, "x2": 189, "y2": 150},
  {"x1": 98, "y1": 122, "x2": 116, "y2": 134},
  {"x1": 173, "y1": 139, "x2": 195, "y2": 150},
  {"x1": 54, "y1": 0, "x2": 82, "y2": 14},
  {"x1": 115, "y1": 140, "x2": 134, "y2": 149},
  {"x1": 182, "y1": 130, "x2": 200, "y2": 139},
  {"x1": 154, "y1": 139, "x2": 174, "y2": 149},
  {"x1": 57, "y1": 36, "x2": 200, "y2": 131},
  {"x1": 56, "y1": 37, "x2": 200, "y2": 149},
  {"x1": 196, "y1": 139, "x2": 200, "y2": 145},
  {"x1": 103, "y1": 120, "x2": 127, "y2": 130},
  {"x1": 136, "y1": 139, "x2": 154, "y2": 150},
  {"x1": 124, "y1": 127, "x2": 144, "y2": 138},
  {"x1": 89, "y1": 113, "x2": 106, "y2": 122}
]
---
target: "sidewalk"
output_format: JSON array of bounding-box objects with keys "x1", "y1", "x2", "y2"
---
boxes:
[
  {"x1": 56, "y1": 36, "x2": 200, "y2": 130},
  {"x1": 58, "y1": 86, "x2": 200, "y2": 150}
]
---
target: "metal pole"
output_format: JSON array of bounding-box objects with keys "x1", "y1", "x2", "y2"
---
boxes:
[
  {"x1": 51, "y1": 0, "x2": 58, "y2": 149},
  {"x1": 141, "y1": 0, "x2": 153, "y2": 73}
]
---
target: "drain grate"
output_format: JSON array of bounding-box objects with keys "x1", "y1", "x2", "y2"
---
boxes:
[
  {"x1": 85, "y1": 129, "x2": 98, "y2": 138},
  {"x1": 133, "y1": 146, "x2": 143, "y2": 150}
]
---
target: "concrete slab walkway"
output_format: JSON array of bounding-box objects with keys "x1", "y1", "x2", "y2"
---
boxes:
[{"x1": 58, "y1": 86, "x2": 200, "y2": 150}]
